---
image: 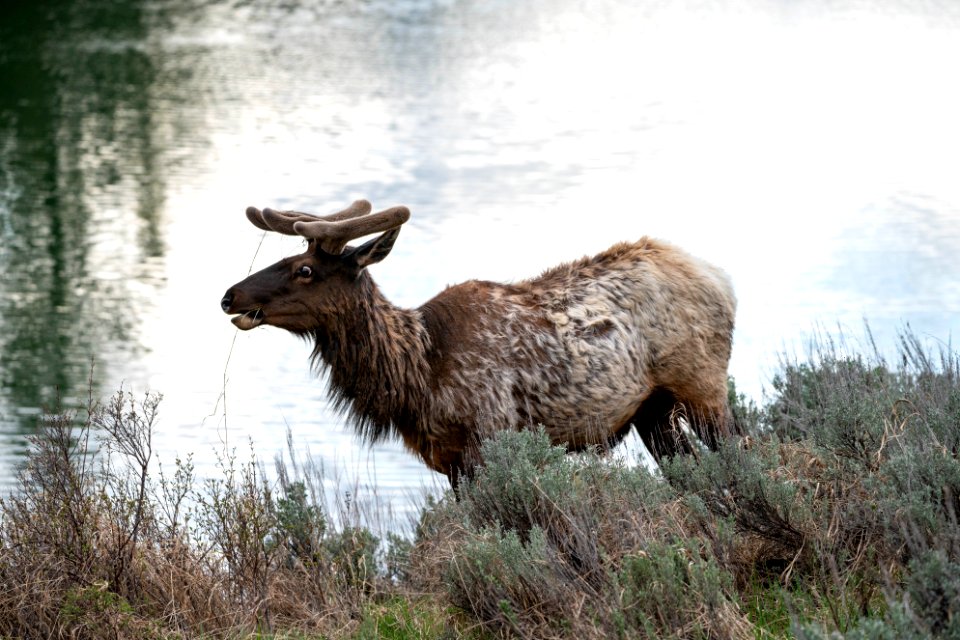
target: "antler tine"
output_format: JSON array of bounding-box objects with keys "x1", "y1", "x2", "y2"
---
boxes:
[
  {"x1": 318, "y1": 199, "x2": 372, "y2": 222},
  {"x1": 260, "y1": 208, "x2": 325, "y2": 235},
  {"x1": 294, "y1": 205, "x2": 411, "y2": 255},
  {"x1": 245, "y1": 206, "x2": 273, "y2": 231},
  {"x1": 245, "y1": 200, "x2": 373, "y2": 235}
]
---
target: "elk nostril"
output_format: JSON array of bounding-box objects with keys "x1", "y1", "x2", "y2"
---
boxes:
[{"x1": 220, "y1": 293, "x2": 233, "y2": 312}]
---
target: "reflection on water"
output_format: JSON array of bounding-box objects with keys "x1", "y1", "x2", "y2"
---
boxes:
[
  {"x1": 831, "y1": 194, "x2": 960, "y2": 312},
  {"x1": 0, "y1": 1, "x2": 164, "y2": 452},
  {"x1": 1, "y1": 0, "x2": 959, "y2": 506}
]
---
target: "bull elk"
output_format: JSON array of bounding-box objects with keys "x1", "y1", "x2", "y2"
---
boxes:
[{"x1": 220, "y1": 200, "x2": 737, "y2": 488}]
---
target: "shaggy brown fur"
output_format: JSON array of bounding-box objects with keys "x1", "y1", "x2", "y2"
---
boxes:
[{"x1": 221, "y1": 202, "x2": 737, "y2": 487}]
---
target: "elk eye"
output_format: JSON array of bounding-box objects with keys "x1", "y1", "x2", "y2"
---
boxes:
[{"x1": 296, "y1": 265, "x2": 313, "y2": 278}]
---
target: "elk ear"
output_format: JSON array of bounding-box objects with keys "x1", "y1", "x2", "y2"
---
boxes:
[{"x1": 348, "y1": 227, "x2": 401, "y2": 268}]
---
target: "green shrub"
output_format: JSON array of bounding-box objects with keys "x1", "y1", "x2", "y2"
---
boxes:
[
  {"x1": 324, "y1": 526, "x2": 380, "y2": 595},
  {"x1": 615, "y1": 539, "x2": 730, "y2": 637},
  {"x1": 274, "y1": 480, "x2": 326, "y2": 565},
  {"x1": 417, "y1": 427, "x2": 752, "y2": 639},
  {"x1": 903, "y1": 550, "x2": 960, "y2": 638}
]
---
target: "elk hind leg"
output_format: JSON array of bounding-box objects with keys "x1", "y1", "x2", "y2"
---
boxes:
[
  {"x1": 674, "y1": 374, "x2": 736, "y2": 451},
  {"x1": 630, "y1": 387, "x2": 695, "y2": 465}
]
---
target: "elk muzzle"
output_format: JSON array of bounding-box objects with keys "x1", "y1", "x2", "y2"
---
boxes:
[{"x1": 220, "y1": 288, "x2": 265, "y2": 330}]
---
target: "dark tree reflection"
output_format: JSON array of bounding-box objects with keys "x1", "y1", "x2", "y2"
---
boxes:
[{"x1": 0, "y1": 0, "x2": 166, "y2": 434}]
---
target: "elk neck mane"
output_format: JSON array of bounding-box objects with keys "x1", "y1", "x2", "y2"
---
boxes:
[{"x1": 307, "y1": 270, "x2": 432, "y2": 446}]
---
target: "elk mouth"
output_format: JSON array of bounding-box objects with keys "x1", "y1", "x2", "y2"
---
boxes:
[{"x1": 232, "y1": 309, "x2": 264, "y2": 330}]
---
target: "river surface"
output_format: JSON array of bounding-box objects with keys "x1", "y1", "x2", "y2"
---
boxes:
[{"x1": 2, "y1": 0, "x2": 959, "y2": 513}]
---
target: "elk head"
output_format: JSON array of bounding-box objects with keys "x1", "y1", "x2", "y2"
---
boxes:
[{"x1": 220, "y1": 200, "x2": 410, "y2": 334}]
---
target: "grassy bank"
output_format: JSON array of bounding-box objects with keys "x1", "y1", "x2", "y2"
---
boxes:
[{"x1": 1, "y1": 329, "x2": 958, "y2": 638}]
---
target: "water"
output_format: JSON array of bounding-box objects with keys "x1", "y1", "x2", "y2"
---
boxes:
[{"x1": 2, "y1": 0, "x2": 959, "y2": 508}]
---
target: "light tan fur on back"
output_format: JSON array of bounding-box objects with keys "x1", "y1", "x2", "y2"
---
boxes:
[{"x1": 417, "y1": 237, "x2": 736, "y2": 474}]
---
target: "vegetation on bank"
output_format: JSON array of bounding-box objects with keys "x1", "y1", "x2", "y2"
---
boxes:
[{"x1": 1, "y1": 329, "x2": 959, "y2": 639}]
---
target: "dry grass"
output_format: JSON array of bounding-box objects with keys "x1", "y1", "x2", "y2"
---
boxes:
[
  {"x1": 1, "y1": 327, "x2": 959, "y2": 638},
  {"x1": 0, "y1": 389, "x2": 406, "y2": 638}
]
